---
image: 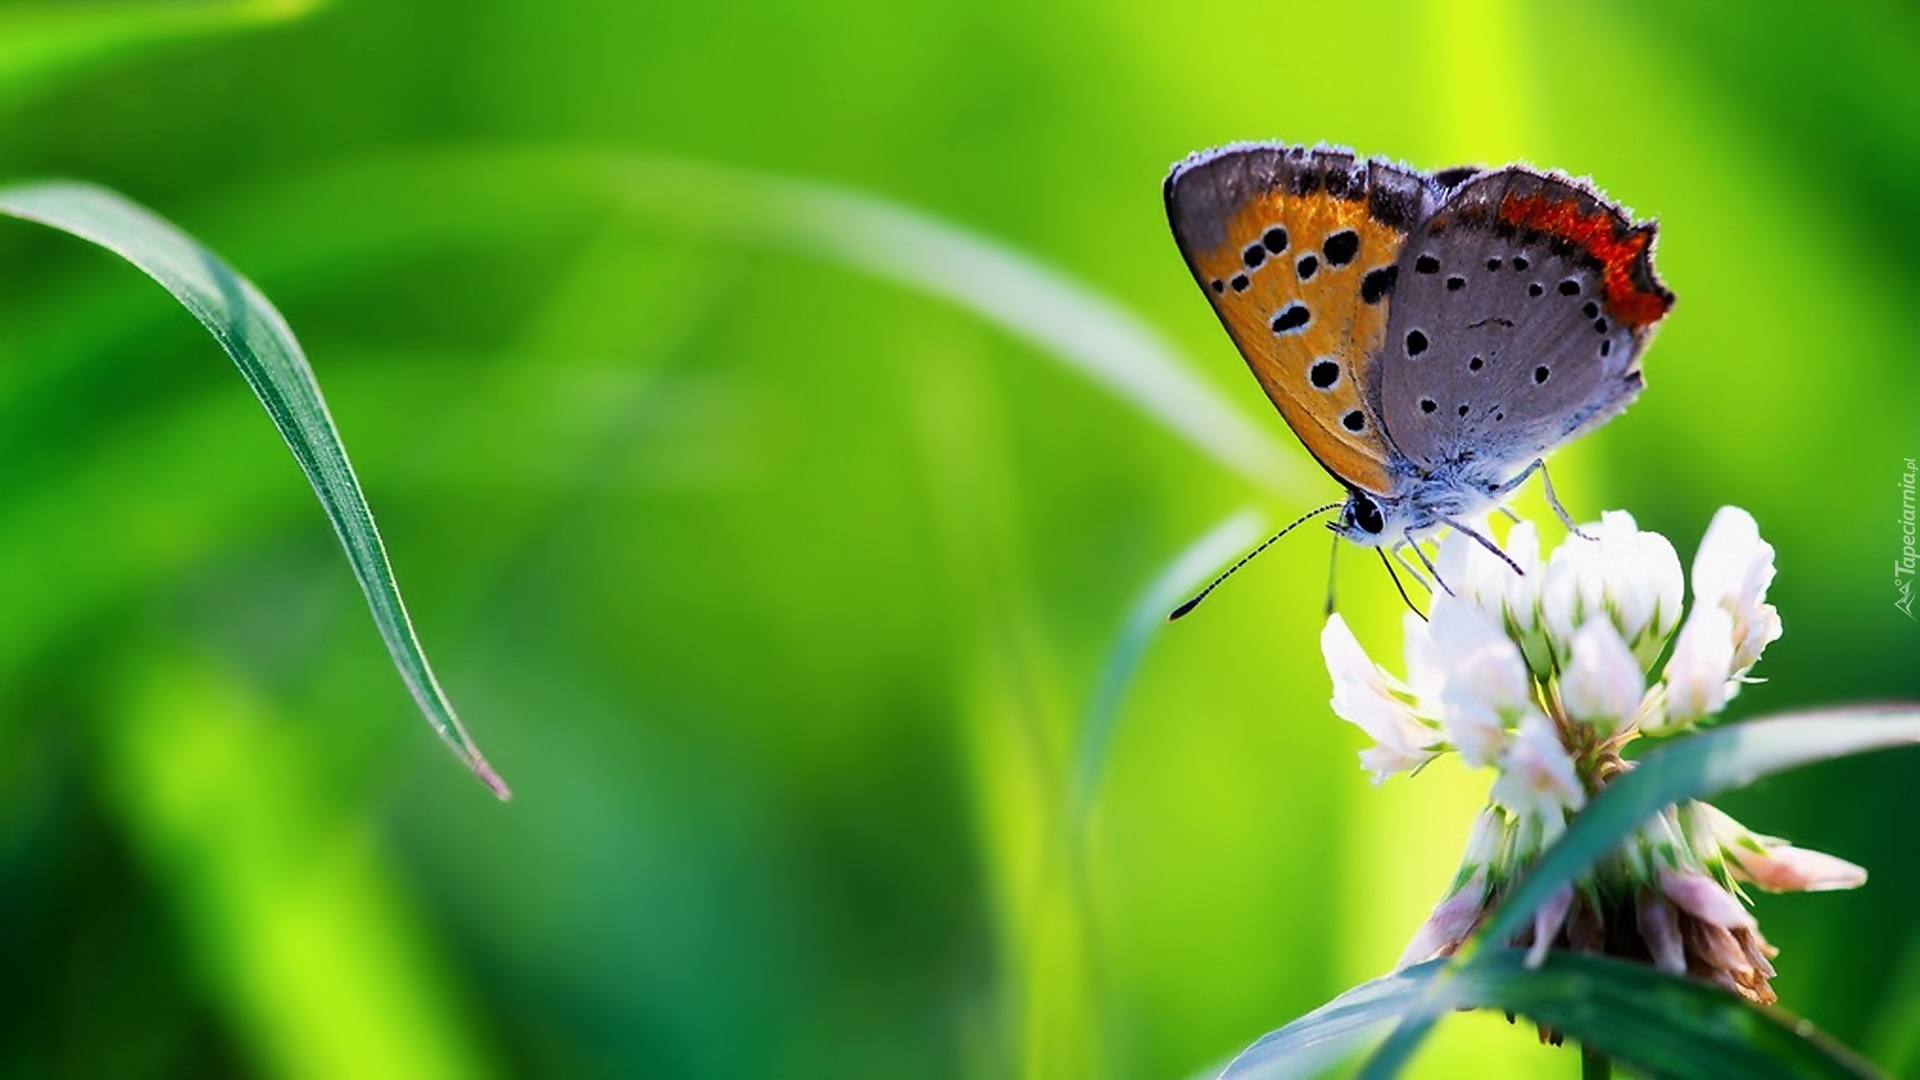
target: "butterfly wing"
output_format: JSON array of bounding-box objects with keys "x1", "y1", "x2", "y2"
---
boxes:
[
  {"x1": 1165, "y1": 144, "x2": 1435, "y2": 496},
  {"x1": 1370, "y1": 168, "x2": 1673, "y2": 474}
]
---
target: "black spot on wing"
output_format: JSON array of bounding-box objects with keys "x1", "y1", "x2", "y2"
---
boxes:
[
  {"x1": 1271, "y1": 303, "x2": 1310, "y2": 334},
  {"x1": 1323, "y1": 230, "x2": 1360, "y2": 266},
  {"x1": 1360, "y1": 266, "x2": 1397, "y2": 304}
]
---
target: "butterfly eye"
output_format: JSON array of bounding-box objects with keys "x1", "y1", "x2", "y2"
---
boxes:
[{"x1": 1349, "y1": 492, "x2": 1386, "y2": 535}]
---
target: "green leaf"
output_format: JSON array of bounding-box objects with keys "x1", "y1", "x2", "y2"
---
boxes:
[
  {"x1": 1358, "y1": 707, "x2": 1920, "y2": 1077},
  {"x1": 1220, "y1": 950, "x2": 1882, "y2": 1080},
  {"x1": 0, "y1": 181, "x2": 507, "y2": 798},
  {"x1": 0, "y1": 0, "x2": 322, "y2": 108},
  {"x1": 1214, "y1": 963, "x2": 1431, "y2": 1079}
]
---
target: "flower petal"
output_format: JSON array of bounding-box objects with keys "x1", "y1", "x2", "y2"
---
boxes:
[
  {"x1": 1525, "y1": 883, "x2": 1575, "y2": 969},
  {"x1": 1660, "y1": 604, "x2": 1736, "y2": 728},
  {"x1": 1731, "y1": 842, "x2": 1868, "y2": 893},
  {"x1": 1658, "y1": 867, "x2": 1755, "y2": 930},
  {"x1": 1637, "y1": 893, "x2": 1687, "y2": 974},
  {"x1": 1323, "y1": 614, "x2": 1438, "y2": 779},
  {"x1": 1396, "y1": 867, "x2": 1489, "y2": 970},
  {"x1": 1490, "y1": 711, "x2": 1585, "y2": 838},
  {"x1": 1561, "y1": 618, "x2": 1645, "y2": 738},
  {"x1": 1427, "y1": 599, "x2": 1533, "y2": 714}
]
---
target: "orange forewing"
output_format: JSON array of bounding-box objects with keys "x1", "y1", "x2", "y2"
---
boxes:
[{"x1": 1185, "y1": 190, "x2": 1408, "y2": 495}]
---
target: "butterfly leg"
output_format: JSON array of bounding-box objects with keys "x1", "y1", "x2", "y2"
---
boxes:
[
  {"x1": 1375, "y1": 548, "x2": 1427, "y2": 621},
  {"x1": 1399, "y1": 531, "x2": 1453, "y2": 596},
  {"x1": 1385, "y1": 537, "x2": 1431, "y2": 592},
  {"x1": 1438, "y1": 514, "x2": 1526, "y2": 577},
  {"x1": 1536, "y1": 461, "x2": 1595, "y2": 540},
  {"x1": 1493, "y1": 458, "x2": 1593, "y2": 540}
]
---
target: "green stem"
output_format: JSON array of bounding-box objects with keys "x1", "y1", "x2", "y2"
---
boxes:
[{"x1": 1581, "y1": 1041, "x2": 1612, "y2": 1080}]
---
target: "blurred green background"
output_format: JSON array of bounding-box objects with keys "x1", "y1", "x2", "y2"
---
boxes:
[{"x1": 0, "y1": 1, "x2": 1916, "y2": 1077}]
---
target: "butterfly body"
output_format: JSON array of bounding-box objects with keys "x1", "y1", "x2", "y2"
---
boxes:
[{"x1": 1165, "y1": 144, "x2": 1672, "y2": 549}]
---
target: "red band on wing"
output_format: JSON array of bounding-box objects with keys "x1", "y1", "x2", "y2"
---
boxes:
[{"x1": 1497, "y1": 193, "x2": 1672, "y2": 328}]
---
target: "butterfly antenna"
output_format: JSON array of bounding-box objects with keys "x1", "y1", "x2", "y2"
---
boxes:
[
  {"x1": 1169, "y1": 501, "x2": 1343, "y2": 621},
  {"x1": 1377, "y1": 548, "x2": 1427, "y2": 622}
]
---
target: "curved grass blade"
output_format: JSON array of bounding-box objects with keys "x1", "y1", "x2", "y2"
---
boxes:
[
  {"x1": 1358, "y1": 707, "x2": 1920, "y2": 1077},
  {"x1": 1069, "y1": 507, "x2": 1265, "y2": 832},
  {"x1": 1215, "y1": 962, "x2": 1435, "y2": 1080},
  {"x1": 1222, "y1": 950, "x2": 1880, "y2": 1080},
  {"x1": 1466, "y1": 951, "x2": 1883, "y2": 1080},
  {"x1": 0, "y1": 181, "x2": 508, "y2": 799}
]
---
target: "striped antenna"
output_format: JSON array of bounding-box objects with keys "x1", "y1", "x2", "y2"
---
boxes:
[{"x1": 1168, "y1": 501, "x2": 1343, "y2": 621}]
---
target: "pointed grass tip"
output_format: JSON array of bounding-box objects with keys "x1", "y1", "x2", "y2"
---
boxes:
[{"x1": 470, "y1": 753, "x2": 513, "y2": 801}]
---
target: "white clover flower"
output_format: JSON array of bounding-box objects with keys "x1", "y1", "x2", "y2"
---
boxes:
[
  {"x1": 1314, "y1": 505, "x2": 1859, "y2": 1003},
  {"x1": 1322, "y1": 614, "x2": 1440, "y2": 781},
  {"x1": 1560, "y1": 618, "x2": 1645, "y2": 740}
]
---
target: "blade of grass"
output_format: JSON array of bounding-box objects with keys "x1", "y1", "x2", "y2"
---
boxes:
[
  {"x1": 7, "y1": 150, "x2": 1315, "y2": 503},
  {"x1": 1221, "y1": 950, "x2": 1881, "y2": 1080},
  {"x1": 1215, "y1": 962, "x2": 1435, "y2": 1080},
  {"x1": 0, "y1": 181, "x2": 507, "y2": 798},
  {"x1": 1069, "y1": 507, "x2": 1265, "y2": 833}
]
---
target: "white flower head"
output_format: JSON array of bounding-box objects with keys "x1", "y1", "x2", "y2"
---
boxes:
[
  {"x1": 1560, "y1": 618, "x2": 1646, "y2": 740},
  {"x1": 1322, "y1": 614, "x2": 1440, "y2": 781},
  {"x1": 1306, "y1": 506, "x2": 1843, "y2": 1000}
]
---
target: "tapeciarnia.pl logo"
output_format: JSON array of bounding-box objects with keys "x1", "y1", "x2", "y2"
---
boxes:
[{"x1": 1900, "y1": 456, "x2": 1917, "y2": 620}]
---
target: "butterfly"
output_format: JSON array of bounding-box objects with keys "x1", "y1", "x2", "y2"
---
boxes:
[{"x1": 1164, "y1": 143, "x2": 1672, "y2": 610}]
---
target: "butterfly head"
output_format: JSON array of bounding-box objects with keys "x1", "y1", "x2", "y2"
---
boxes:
[{"x1": 1331, "y1": 486, "x2": 1448, "y2": 547}]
